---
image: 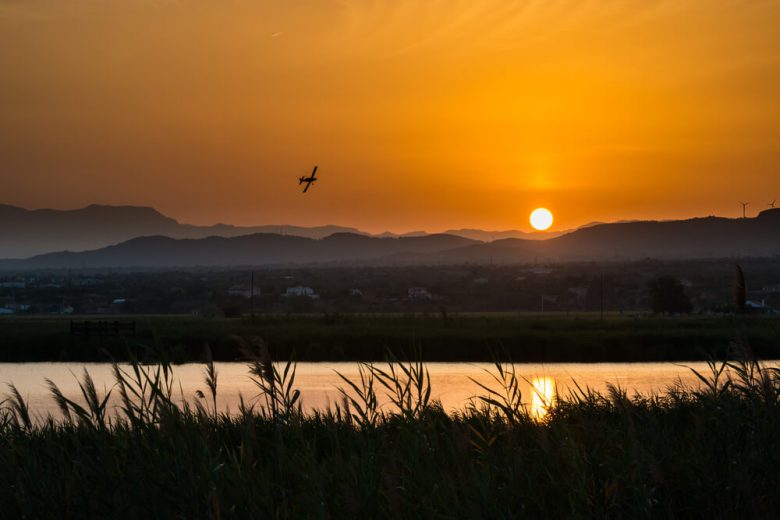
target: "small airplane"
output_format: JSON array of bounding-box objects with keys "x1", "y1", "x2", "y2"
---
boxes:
[
  {"x1": 298, "y1": 166, "x2": 318, "y2": 193},
  {"x1": 770, "y1": 199, "x2": 776, "y2": 209}
]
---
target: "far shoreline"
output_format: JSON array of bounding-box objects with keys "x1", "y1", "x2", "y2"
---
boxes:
[{"x1": 1, "y1": 313, "x2": 778, "y2": 364}]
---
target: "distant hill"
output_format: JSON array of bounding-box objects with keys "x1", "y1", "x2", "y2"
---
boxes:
[
  {"x1": 441, "y1": 228, "x2": 565, "y2": 241},
  {"x1": 0, "y1": 203, "x2": 578, "y2": 258},
  {"x1": 0, "y1": 233, "x2": 479, "y2": 269},
  {"x1": 437, "y1": 210, "x2": 780, "y2": 263},
  {"x1": 376, "y1": 228, "x2": 564, "y2": 240},
  {"x1": 2, "y1": 205, "x2": 780, "y2": 269},
  {"x1": 0, "y1": 204, "x2": 364, "y2": 258}
]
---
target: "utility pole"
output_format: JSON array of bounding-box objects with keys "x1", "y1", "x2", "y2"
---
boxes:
[
  {"x1": 250, "y1": 271, "x2": 255, "y2": 322},
  {"x1": 600, "y1": 274, "x2": 605, "y2": 321}
]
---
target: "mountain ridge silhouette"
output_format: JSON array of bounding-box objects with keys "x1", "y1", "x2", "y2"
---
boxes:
[
  {"x1": 0, "y1": 203, "x2": 561, "y2": 258},
  {"x1": 1, "y1": 209, "x2": 779, "y2": 269}
]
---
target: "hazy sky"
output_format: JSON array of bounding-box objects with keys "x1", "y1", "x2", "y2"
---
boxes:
[{"x1": 1, "y1": 0, "x2": 779, "y2": 232}]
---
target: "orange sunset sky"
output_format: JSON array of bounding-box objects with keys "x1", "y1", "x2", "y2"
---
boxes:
[{"x1": 1, "y1": 0, "x2": 779, "y2": 233}]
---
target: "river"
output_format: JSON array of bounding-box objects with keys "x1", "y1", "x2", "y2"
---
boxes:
[{"x1": 1, "y1": 360, "x2": 758, "y2": 421}]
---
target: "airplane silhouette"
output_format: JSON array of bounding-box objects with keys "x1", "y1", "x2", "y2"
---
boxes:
[
  {"x1": 770, "y1": 199, "x2": 776, "y2": 209},
  {"x1": 299, "y1": 166, "x2": 318, "y2": 193}
]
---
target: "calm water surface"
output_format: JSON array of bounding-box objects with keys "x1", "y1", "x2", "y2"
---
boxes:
[{"x1": 0, "y1": 361, "x2": 767, "y2": 420}]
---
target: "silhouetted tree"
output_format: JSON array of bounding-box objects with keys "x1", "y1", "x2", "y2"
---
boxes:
[
  {"x1": 648, "y1": 276, "x2": 692, "y2": 315},
  {"x1": 735, "y1": 264, "x2": 747, "y2": 314}
]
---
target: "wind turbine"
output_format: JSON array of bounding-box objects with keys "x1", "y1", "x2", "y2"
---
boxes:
[{"x1": 739, "y1": 201, "x2": 749, "y2": 219}]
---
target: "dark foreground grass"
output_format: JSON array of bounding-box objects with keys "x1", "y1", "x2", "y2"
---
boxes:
[
  {"x1": 2, "y1": 313, "x2": 780, "y2": 362},
  {"x1": 1, "y1": 344, "x2": 779, "y2": 518}
]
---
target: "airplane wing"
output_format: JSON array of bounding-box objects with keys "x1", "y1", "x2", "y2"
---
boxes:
[
  {"x1": 303, "y1": 181, "x2": 312, "y2": 193},
  {"x1": 310, "y1": 166, "x2": 318, "y2": 180}
]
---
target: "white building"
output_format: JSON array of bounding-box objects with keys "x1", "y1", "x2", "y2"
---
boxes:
[
  {"x1": 408, "y1": 287, "x2": 433, "y2": 300},
  {"x1": 0, "y1": 282, "x2": 25, "y2": 289},
  {"x1": 284, "y1": 286, "x2": 318, "y2": 299},
  {"x1": 229, "y1": 286, "x2": 261, "y2": 299},
  {"x1": 746, "y1": 300, "x2": 776, "y2": 314},
  {"x1": 568, "y1": 287, "x2": 588, "y2": 301},
  {"x1": 526, "y1": 267, "x2": 553, "y2": 275}
]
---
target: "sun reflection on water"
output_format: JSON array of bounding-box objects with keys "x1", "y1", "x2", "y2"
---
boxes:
[{"x1": 530, "y1": 377, "x2": 556, "y2": 420}]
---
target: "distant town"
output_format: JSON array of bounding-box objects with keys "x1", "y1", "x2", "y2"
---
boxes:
[{"x1": 1, "y1": 257, "x2": 778, "y2": 317}]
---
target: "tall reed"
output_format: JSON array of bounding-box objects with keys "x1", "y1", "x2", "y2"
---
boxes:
[{"x1": 0, "y1": 342, "x2": 778, "y2": 517}]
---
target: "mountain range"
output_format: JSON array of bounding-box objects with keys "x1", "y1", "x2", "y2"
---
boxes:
[
  {"x1": 0, "y1": 204, "x2": 559, "y2": 258},
  {"x1": 1, "y1": 205, "x2": 779, "y2": 269}
]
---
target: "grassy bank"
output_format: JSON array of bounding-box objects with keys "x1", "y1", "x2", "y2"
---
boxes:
[
  {"x1": 0, "y1": 347, "x2": 779, "y2": 517},
  {"x1": 1, "y1": 313, "x2": 780, "y2": 362}
]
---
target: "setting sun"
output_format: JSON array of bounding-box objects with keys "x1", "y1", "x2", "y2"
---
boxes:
[
  {"x1": 531, "y1": 377, "x2": 556, "y2": 420},
  {"x1": 530, "y1": 208, "x2": 554, "y2": 231}
]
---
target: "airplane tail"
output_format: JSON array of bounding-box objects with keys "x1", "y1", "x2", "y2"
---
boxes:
[{"x1": 298, "y1": 177, "x2": 305, "y2": 184}]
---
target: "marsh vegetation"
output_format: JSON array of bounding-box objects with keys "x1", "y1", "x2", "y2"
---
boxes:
[{"x1": 0, "y1": 342, "x2": 778, "y2": 517}]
